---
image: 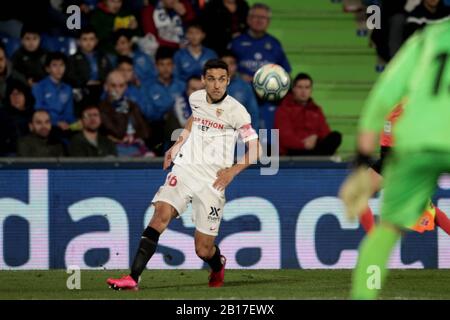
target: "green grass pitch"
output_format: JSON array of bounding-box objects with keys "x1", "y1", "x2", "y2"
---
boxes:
[{"x1": 1, "y1": 269, "x2": 450, "y2": 299}]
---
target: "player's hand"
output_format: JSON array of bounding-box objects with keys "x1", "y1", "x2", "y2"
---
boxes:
[
  {"x1": 339, "y1": 167, "x2": 372, "y2": 221},
  {"x1": 303, "y1": 135, "x2": 318, "y2": 150},
  {"x1": 213, "y1": 168, "x2": 237, "y2": 191}
]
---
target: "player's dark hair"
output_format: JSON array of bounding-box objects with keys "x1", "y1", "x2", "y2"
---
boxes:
[
  {"x1": 45, "y1": 51, "x2": 67, "y2": 67},
  {"x1": 294, "y1": 73, "x2": 313, "y2": 86},
  {"x1": 155, "y1": 46, "x2": 175, "y2": 62},
  {"x1": 116, "y1": 55, "x2": 134, "y2": 66},
  {"x1": 203, "y1": 59, "x2": 229, "y2": 75}
]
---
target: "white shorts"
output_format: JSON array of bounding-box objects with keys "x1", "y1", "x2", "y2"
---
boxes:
[{"x1": 151, "y1": 165, "x2": 225, "y2": 236}]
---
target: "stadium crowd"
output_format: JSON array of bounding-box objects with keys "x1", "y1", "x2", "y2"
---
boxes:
[
  {"x1": 343, "y1": 0, "x2": 450, "y2": 71},
  {"x1": 0, "y1": 0, "x2": 340, "y2": 158}
]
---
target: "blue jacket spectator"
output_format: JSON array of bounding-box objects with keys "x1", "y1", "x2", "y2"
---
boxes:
[
  {"x1": 32, "y1": 52, "x2": 75, "y2": 128},
  {"x1": 144, "y1": 47, "x2": 185, "y2": 155},
  {"x1": 173, "y1": 23, "x2": 218, "y2": 81},
  {"x1": 230, "y1": 3, "x2": 291, "y2": 80},
  {"x1": 144, "y1": 78, "x2": 186, "y2": 121}
]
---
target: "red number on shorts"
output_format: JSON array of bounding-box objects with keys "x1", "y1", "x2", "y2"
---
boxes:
[{"x1": 168, "y1": 175, "x2": 177, "y2": 187}]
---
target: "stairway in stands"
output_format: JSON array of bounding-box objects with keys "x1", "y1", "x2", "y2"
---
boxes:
[{"x1": 248, "y1": 0, "x2": 380, "y2": 158}]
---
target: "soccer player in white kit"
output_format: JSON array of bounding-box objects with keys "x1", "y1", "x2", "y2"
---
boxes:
[{"x1": 107, "y1": 59, "x2": 261, "y2": 290}]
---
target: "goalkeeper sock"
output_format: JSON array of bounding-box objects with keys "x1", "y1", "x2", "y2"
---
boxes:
[
  {"x1": 202, "y1": 245, "x2": 223, "y2": 272},
  {"x1": 360, "y1": 206, "x2": 375, "y2": 233},
  {"x1": 130, "y1": 226, "x2": 160, "y2": 282},
  {"x1": 435, "y1": 207, "x2": 450, "y2": 235},
  {"x1": 351, "y1": 224, "x2": 400, "y2": 300}
]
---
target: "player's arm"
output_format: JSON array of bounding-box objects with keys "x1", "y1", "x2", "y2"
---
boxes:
[
  {"x1": 163, "y1": 116, "x2": 193, "y2": 170},
  {"x1": 213, "y1": 124, "x2": 261, "y2": 191}
]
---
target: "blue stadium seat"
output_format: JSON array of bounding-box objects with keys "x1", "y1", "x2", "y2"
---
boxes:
[
  {"x1": 0, "y1": 36, "x2": 21, "y2": 58},
  {"x1": 40, "y1": 33, "x2": 77, "y2": 55}
]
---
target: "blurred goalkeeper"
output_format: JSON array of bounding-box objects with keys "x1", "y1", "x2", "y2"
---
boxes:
[
  {"x1": 339, "y1": 20, "x2": 450, "y2": 300},
  {"x1": 358, "y1": 101, "x2": 450, "y2": 235}
]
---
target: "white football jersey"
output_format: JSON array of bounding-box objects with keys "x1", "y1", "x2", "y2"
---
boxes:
[{"x1": 173, "y1": 89, "x2": 258, "y2": 183}]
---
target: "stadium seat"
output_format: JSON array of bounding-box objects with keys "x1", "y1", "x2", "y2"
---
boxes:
[
  {"x1": 40, "y1": 33, "x2": 77, "y2": 55},
  {"x1": 248, "y1": 0, "x2": 379, "y2": 158},
  {"x1": 0, "y1": 35, "x2": 20, "y2": 58}
]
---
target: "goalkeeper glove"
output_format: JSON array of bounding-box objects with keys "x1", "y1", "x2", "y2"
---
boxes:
[{"x1": 339, "y1": 152, "x2": 373, "y2": 221}]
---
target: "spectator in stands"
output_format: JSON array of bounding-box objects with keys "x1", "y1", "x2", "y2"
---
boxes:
[
  {"x1": 0, "y1": 80, "x2": 35, "y2": 156},
  {"x1": 0, "y1": 44, "x2": 27, "y2": 103},
  {"x1": 221, "y1": 51, "x2": 259, "y2": 131},
  {"x1": 404, "y1": 0, "x2": 450, "y2": 39},
  {"x1": 274, "y1": 73, "x2": 342, "y2": 156},
  {"x1": 369, "y1": 0, "x2": 408, "y2": 70},
  {"x1": 230, "y1": 3, "x2": 291, "y2": 82},
  {"x1": 17, "y1": 109, "x2": 65, "y2": 157},
  {"x1": 115, "y1": 55, "x2": 149, "y2": 117},
  {"x1": 11, "y1": 24, "x2": 47, "y2": 86},
  {"x1": 90, "y1": 0, "x2": 139, "y2": 54},
  {"x1": 32, "y1": 52, "x2": 75, "y2": 132},
  {"x1": 173, "y1": 22, "x2": 217, "y2": 81},
  {"x1": 112, "y1": 28, "x2": 157, "y2": 84},
  {"x1": 99, "y1": 70, "x2": 151, "y2": 156},
  {"x1": 201, "y1": 0, "x2": 249, "y2": 56},
  {"x1": 141, "y1": 0, "x2": 196, "y2": 50},
  {"x1": 170, "y1": 74, "x2": 204, "y2": 131},
  {"x1": 66, "y1": 26, "x2": 112, "y2": 102},
  {"x1": 144, "y1": 47, "x2": 185, "y2": 155},
  {"x1": 68, "y1": 105, "x2": 117, "y2": 157}
]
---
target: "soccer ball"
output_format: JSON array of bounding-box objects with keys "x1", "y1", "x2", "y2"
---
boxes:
[{"x1": 253, "y1": 64, "x2": 291, "y2": 101}]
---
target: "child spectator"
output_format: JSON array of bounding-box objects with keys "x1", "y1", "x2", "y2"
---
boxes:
[
  {"x1": 32, "y1": 52, "x2": 75, "y2": 132},
  {"x1": 0, "y1": 80, "x2": 35, "y2": 156},
  {"x1": 221, "y1": 51, "x2": 259, "y2": 131},
  {"x1": 68, "y1": 105, "x2": 117, "y2": 157},
  {"x1": 11, "y1": 24, "x2": 47, "y2": 86},
  {"x1": 17, "y1": 109, "x2": 65, "y2": 157},
  {"x1": 173, "y1": 22, "x2": 217, "y2": 81},
  {"x1": 143, "y1": 47, "x2": 185, "y2": 155},
  {"x1": 66, "y1": 26, "x2": 112, "y2": 100},
  {"x1": 274, "y1": 73, "x2": 342, "y2": 156},
  {"x1": 115, "y1": 55, "x2": 150, "y2": 118},
  {"x1": 112, "y1": 28, "x2": 157, "y2": 84},
  {"x1": 99, "y1": 70, "x2": 151, "y2": 156},
  {"x1": 141, "y1": 0, "x2": 196, "y2": 49},
  {"x1": 90, "y1": 0, "x2": 139, "y2": 54}
]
